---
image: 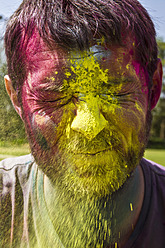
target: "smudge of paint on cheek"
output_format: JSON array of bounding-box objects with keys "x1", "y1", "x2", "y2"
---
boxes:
[
  {"x1": 34, "y1": 113, "x2": 64, "y2": 148},
  {"x1": 132, "y1": 61, "x2": 140, "y2": 76},
  {"x1": 134, "y1": 102, "x2": 143, "y2": 114},
  {"x1": 132, "y1": 61, "x2": 149, "y2": 90},
  {"x1": 129, "y1": 49, "x2": 134, "y2": 56},
  {"x1": 131, "y1": 61, "x2": 149, "y2": 112},
  {"x1": 29, "y1": 113, "x2": 50, "y2": 150},
  {"x1": 28, "y1": 109, "x2": 68, "y2": 151}
]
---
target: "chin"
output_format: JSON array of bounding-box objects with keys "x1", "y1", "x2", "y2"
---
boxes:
[
  {"x1": 28, "y1": 127, "x2": 147, "y2": 198},
  {"x1": 51, "y1": 147, "x2": 142, "y2": 198}
]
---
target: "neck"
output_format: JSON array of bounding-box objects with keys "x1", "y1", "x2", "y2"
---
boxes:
[
  {"x1": 110, "y1": 165, "x2": 144, "y2": 246},
  {"x1": 44, "y1": 165, "x2": 144, "y2": 247}
]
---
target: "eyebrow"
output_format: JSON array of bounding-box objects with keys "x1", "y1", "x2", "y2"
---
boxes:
[
  {"x1": 36, "y1": 67, "x2": 68, "y2": 90},
  {"x1": 35, "y1": 77, "x2": 63, "y2": 92},
  {"x1": 104, "y1": 76, "x2": 135, "y2": 85},
  {"x1": 36, "y1": 72, "x2": 136, "y2": 93}
]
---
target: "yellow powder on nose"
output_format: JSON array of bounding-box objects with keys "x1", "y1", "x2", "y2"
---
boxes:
[
  {"x1": 71, "y1": 98, "x2": 108, "y2": 140},
  {"x1": 64, "y1": 49, "x2": 122, "y2": 140}
]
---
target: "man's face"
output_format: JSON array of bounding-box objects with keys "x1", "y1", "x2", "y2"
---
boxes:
[{"x1": 21, "y1": 41, "x2": 150, "y2": 197}]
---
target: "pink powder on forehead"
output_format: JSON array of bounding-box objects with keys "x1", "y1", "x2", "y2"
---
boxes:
[
  {"x1": 22, "y1": 29, "x2": 66, "y2": 74},
  {"x1": 23, "y1": 29, "x2": 45, "y2": 58}
]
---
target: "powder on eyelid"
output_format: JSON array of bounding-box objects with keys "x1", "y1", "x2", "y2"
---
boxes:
[
  {"x1": 66, "y1": 48, "x2": 122, "y2": 95},
  {"x1": 63, "y1": 47, "x2": 123, "y2": 140}
]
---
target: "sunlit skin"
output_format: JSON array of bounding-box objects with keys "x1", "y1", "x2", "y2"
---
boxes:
[
  {"x1": 5, "y1": 38, "x2": 157, "y2": 247},
  {"x1": 20, "y1": 40, "x2": 149, "y2": 196}
]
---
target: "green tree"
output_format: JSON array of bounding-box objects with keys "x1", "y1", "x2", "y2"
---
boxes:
[
  {"x1": 0, "y1": 63, "x2": 26, "y2": 143},
  {"x1": 150, "y1": 39, "x2": 165, "y2": 142}
]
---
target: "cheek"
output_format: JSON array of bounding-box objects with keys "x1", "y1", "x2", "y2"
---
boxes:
[
  {"x1": 32, "y1": 114, "x2": 57, "y2": 148},
  {"x1": 30, "y1": 109, "x2": 66, "y2": 148},
  {"x1": 26, "y1": 103, "x2": 75, "y2": 150},
  {"x1": 102, "y1": 102, "x2": 146, "y2": 138},
  {"x1": 22, "y1": 104, "x2": 65, "y2": 150}
]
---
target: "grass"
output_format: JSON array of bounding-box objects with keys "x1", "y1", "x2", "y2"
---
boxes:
[
  {"x1": 0, "y1": 143, "x2": 30, "y2": 160},
  {"x1": 0, "y1": 143, "x2": 165, "y2": 166},
  {"x1": 144, "y1": 149, "x2": 165, "y2": 166}
]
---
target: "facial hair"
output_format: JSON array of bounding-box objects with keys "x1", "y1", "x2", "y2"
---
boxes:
[
  {"x1": 25, "y1": 109, "x2": 152, "y2": 247},
  {"x1": 29, "y1": 116, "x2": 149, "y2": 197}
]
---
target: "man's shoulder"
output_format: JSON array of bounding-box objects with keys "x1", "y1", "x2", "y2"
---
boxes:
[
  {"x1": 141, "y1": 157, "x2": 165, "y2": 196},
  {"x1": 141, "y1": 157, "x2": 165, "y2": 176},
  {"x1": 0, "y1": 154, "x2": 35, "y2": 194},
  {"x1": 0, "y1": 154, "x2": 33, "y2": 170},
  {"x1": 131, "y1": 158, "x2": 165, "y2": 247}
]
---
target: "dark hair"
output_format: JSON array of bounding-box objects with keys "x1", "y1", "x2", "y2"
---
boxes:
[{"x1": 5, "y1": 0, "x2": 158, "y2": 91}]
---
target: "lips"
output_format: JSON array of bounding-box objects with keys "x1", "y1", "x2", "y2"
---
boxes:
[
  {"x1": 67, "y1": 148, "x2": 119, "y2": 179},
  {"x1": 65, "y1": 137, "x2": 124, "y2": 156},
  {"x1": 70, "y1": 147, "x2": 113, "y2": 155}
]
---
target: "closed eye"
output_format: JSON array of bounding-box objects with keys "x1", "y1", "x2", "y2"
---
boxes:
[
  {"x1": 115, "y1": 92, "x2": 132, "y2": 97},
  {"x1": 41, "y1": 96, "x2": 68, "y2": 102}
]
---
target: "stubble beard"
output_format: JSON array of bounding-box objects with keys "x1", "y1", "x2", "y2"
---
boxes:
[
  {"x1": 24, "y1": 111, "x2": 152, "y2": 247},
  {"x1": 28, "y1": 117, "x2": 150, "y2": 197}
]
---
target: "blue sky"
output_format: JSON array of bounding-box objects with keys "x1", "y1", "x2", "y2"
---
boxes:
[{"x1": 0, "y1": 0, "x2": 165, "y2": 40}]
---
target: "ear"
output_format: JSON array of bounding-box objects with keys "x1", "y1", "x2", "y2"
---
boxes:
[
  {"x1": 4, "y1": 75, "x2": 23, "y2": 119},
  {"x1": 150, "y1": 59, "x2": 163, "y2": 110}
]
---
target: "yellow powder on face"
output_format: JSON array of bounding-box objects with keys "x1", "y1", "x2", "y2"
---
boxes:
[
  {"x1": 135, "y1": 101, "x2": 143, "y2": 114},
  {"x1": 71, "y1": 97, "x2": 108, "y2": 140},
  {"x1": 63, "y1": 48, "x2": 123, "y2": 141},
  {"x1": 45, "y1": 45, "x2": 146, "y2": 198},
  {"x1": 130, "y1": 203, "x2": 133, "y2": 211},
  {"x1": 68, "y1": 53, "x2": 109, "y2": 92}
]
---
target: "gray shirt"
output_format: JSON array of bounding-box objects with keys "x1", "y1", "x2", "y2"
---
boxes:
[{"x1": 0, "y1": 155, "x2": 165, "y2": 247}]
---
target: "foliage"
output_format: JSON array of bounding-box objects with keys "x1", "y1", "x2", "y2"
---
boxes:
[
  {"x1": 150, "y1": 39, "x2": 165, "y2": 141},
  {"x1": 0, "y1": 63, "x2": 27, "y2": 143}
]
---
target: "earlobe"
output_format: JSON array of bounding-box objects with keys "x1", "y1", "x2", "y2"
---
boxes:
[
  {"x1": 4, "y1": 75, "x2": 23, "y2": 119},
  {"x1": 150, "y1": 59, "x2": 163, "y2": 110}
]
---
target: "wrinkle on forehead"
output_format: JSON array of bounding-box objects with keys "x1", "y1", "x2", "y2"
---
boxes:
[
  {"x1": 23, "y1": 33, "x2": 148, "y2": 97},
  {"x1": 24, "y1": 30, "x2": 67, "y2": 74}
]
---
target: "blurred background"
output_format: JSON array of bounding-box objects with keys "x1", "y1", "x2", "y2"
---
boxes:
[{"x1": 0, "y1": 0, "x2": 165, "y2": 164}]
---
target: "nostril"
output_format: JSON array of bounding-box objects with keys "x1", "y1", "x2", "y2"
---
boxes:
[{"x1": 72, "y1": 96, "x2": 78, "y2": 105}]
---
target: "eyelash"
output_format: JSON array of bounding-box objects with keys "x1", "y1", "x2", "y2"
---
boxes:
[
  {"x1": 41, "y1": 96, "x2": 67, "y2": 102},
  {"x1": 37, "y1": 95, "x2": 73, "y2": 110},
  {"x1": 35, "y1": 88, "x2": 133, "y2": 109},
  {"x1": 100, "y1": 92, "x2": 131, "y2": 98}
]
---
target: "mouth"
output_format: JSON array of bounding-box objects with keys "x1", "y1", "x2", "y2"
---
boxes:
[{"x1": 70, "y1": 147, "x2": 113, "y2": 155}]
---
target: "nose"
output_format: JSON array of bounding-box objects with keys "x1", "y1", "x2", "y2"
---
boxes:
[{"x1": 71, "y1": 95, "x2": 108, "y2": 140}]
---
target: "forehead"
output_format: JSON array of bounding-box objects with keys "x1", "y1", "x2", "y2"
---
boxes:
[{"x1": 25, "y1": 37, "x2": 144, "y2": 85}]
